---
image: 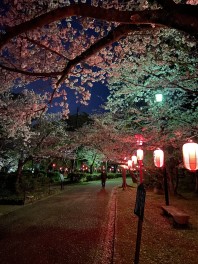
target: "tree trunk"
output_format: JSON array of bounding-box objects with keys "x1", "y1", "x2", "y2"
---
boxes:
[
  {"x1": 71, "y1": 159, "x2": 75, "y2": 172},
  {"x1": 90, "y1": 164, "x2": 93, "y2": 174},
  {"x1": 195, "y1": 172, "x2": 198, "y2": 194},
  {"x1": 16, "y1": 156, "x2": 33, "y2": 193},
  {"x1": 167, "y1": 170, "x2": 174, "y2": 194},
  {"x1": 174, "y1": 167, "x2": 179, "y2": 195},
  {"x1": 16, "y1": 159, "x2": 23, "y2": 181},
  {"x1": 129, "y1": 170, "x2": 137, "y2": 184},
  {"x1": 15, "y1": 158, "x2": 24, "y2": 193},
  {"x1": 90, "y1": 153, "x2": 97, "y2": 174},
  {"x1": 122, "y1": 168, "x2": 127, "y2": 190}
]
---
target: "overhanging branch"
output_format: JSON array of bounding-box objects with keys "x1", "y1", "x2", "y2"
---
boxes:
[
  {"x1": 1, "y1": 3, "x2": 198, "y2": 50},
  {"x1": 0, "y1": 64, "x2": 62, "y2": 77},
  {"x1": 57, "y1": 24, "x2": 153, "y2": 85}
]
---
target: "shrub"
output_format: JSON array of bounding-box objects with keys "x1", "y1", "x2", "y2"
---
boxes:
[
  {"x1": 47, "y1": 171, "x2": 61, "y2": 183},
  {"x1": 67, "y1": 172, "x2": 85, "y2": 183},
  {"x1": 0, "y1": 173, "x2": 17, "y2": 194},
  {"x1": 35, "y1": 170, "x2": 47, "y2": 178},
  {"x1": 86, "y1": 173, "x2": 100, "y2": 182},
  {"x1": 107, "y1": 173, "x2": 122, "y2": 179}
]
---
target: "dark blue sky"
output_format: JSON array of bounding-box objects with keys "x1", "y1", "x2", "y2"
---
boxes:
[
  {"x1": 13, "y1": 80, "x2": 110, "y2": 115},
  {"x1": 67, "y1": 82, "x2": 110, "y2": 115}
]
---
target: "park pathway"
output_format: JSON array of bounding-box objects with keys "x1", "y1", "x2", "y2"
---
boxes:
[{"x1": 0, "y1": 180, "x2": 121, "y2": 264}]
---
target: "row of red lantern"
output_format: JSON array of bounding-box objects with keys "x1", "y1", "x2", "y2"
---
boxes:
[
  {"x1": 127, "y1": 149, "x2": 143, "y2": 170},
  {"x1": 154, "y1": 141, "x2": 198, "y2": 172},
  {"x1": 127, "y1": 141, "x2": 198, "y2": 172}
]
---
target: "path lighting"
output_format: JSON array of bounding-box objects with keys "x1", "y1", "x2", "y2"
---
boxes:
[
  {"x1": 132, "y1": 155, "x2": 138, "y2": 170},
  {"x1": 182, "y1": 141, "x2": 198, "y2": 172},
  {"x1": 128, "y1": 159, "x2": 132, "y2": 168},
  {"x1": 137, "y1": 149, "x2": 144, "y2": 184},
  {"x1": 155, "y1": 93, "x2": 163, "y2": 102},
  {"x1": 135, "y1": 134, "x2": 144, "y2": 146},
  {"x1": 52, "y1": 163, "x2": 56, "y2": 170},
  {"x1": 153, "y1": 148, "x2": 169, "y2": 206},
  {"x1": 137, "y1": 149, "x2": 144, "y2": 161},
  {"x1": 132, "y1": 155, "x2": 137, "y2": 164},
  {"x1": 153, "y1": 148, "x2": 164, "y2": 168}
]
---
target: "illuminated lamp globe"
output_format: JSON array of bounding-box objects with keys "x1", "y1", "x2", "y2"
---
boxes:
[
  {"x1": 137, "y1": 149, "x2": 144, "y2": 161},
  {"x1": 182, "y1": 141, "x2": 198, "y2": 172},
  {"x1": 128, "y1": 160, "x2": 132, "y2": 168},
  {"x1": 155, "y1": 93, "x2": 163, "y2": 102},
  {"x1": 131, "y1": 155, "x2": 137, "y2": 165},
  {"x1": 153, "y1": 148, "x2": 164, "y2": 168}
]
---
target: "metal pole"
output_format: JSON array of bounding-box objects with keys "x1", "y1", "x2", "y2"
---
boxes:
[
  {"x1": 163, "y1": 167, "x2": 169, "y2": 206},
  {"x1": 139, "y1": 160, "x2": 143, "y2": 184},
  {"x1": 134, "y1": 218, "x2": 143, "y2": 264}
]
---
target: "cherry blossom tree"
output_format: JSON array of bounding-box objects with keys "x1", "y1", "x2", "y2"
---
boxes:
[
  {"x1": 0, "y1": 113, "x2": 73, "y2": 182},
  {"x1": 105, "y1": 83, "x2": 198, "y2": 193},
  {"x1": 71, "y1": 113, "x2": 141, "y2": 186},
  {"x1": 0, "y1": 90, "x2": 46, "y2": 138},
  {"x1": 0, "y1": 0, "x2": 197, "y2": 191},
  {"x1": 77, "y1": 146, "x2": 105, "y2": 173},
  {"x1": 0, "y1": 0, "x2": 197, "y2": 122}
]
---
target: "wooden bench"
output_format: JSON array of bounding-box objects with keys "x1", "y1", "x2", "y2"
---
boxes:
[
  {"x1": 26, "y1": 195, "x2": 34, "y2": 203},
  {"x1": 161, "y1": 205, "x2": 190, "y2": 227}
]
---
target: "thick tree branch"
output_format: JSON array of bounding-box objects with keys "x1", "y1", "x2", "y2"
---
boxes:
[
  {"x1": 119, "y1": 77, "x2": 198, "y2": 94},
  {"x1": 25, "y1": 36, "x2": 69, "y2": 60},
  {"x1": 169, "y1": 82, "x2": 198, "y2": 94},
  {"x1": 155, "y1": 0, "x2": 176, "y2": 9},
  {"x1": 0, "y1": 64, "x2": 62, "y2": 77},
  {"x1": 0, "y1": 3, "x2": 198, "y2": 50},
  {"x1": 57, "y1": 24, "x2": 153, "y2": 85}
]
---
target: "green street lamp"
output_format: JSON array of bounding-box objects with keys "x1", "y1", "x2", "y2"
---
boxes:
[{"x1": 155, "y1": 93, "x2": 163, "y2": 102}]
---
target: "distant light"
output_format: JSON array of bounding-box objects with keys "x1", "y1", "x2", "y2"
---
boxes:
[
  {"x1": 131, "y1": 155, "x2": 137, "y2": 165},
  {"x1": 155, "y1": 94, "x2": 163, "y2": 102},
  {"x1": 135, "y1": 134, "x2": 144, "y2": 146},
  {"x1": 128, "y1": 160, "x2": 132, "y2": 168}
]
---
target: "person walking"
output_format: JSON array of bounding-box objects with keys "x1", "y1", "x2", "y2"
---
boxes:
[
  {"x1": 101, "y1": 170, "x2": 107, "y2": 188},
  {"x1": 59, "y1": 173, "x2": 65, "y2": 190}
]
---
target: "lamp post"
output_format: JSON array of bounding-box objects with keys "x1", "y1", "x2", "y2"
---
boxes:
[
  {"x1": 134, "y1": 148, "x2": 145, "y2": 264},
  {"x1": 153, "y1": 148, "x2": 169, "y2": 206}
]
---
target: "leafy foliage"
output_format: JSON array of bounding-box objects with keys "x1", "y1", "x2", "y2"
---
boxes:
[{"x1": 0, "y1": 0, "x2": 197, "y2": 120}]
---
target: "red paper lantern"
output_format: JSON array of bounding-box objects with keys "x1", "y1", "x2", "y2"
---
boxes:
[
  {"x1": 182, "y1": 141, "x2": 198, "y2": 172},
  {"x1": 153, "y1": 149, "x2": 164, "y2": 168},
  {"x1": 137, "y1": 149, "x2": 144, "y2": 161},
  {"x1": 131, "y1": 155, "x2": 137, "y2": 165}
]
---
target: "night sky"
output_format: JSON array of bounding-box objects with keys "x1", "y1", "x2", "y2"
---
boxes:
[
  {"x1": 66, "y1": 82, "x2": 110, "y2": 115},
  {"x1": 13, "y1": 79, "x2": 110, "y2": 115}
]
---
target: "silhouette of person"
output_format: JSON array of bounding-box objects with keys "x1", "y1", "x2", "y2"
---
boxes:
[
  {"x1": 101, "y1": 170, "x2": 107, "y2": 188},
  {"x1": 59, "y1": 173, "x2": 65, "y2": 190}
]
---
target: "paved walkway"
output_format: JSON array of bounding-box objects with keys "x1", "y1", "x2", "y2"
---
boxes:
[{"x1": 1, "y1": 183, "x2": 198, "y2": 264}]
